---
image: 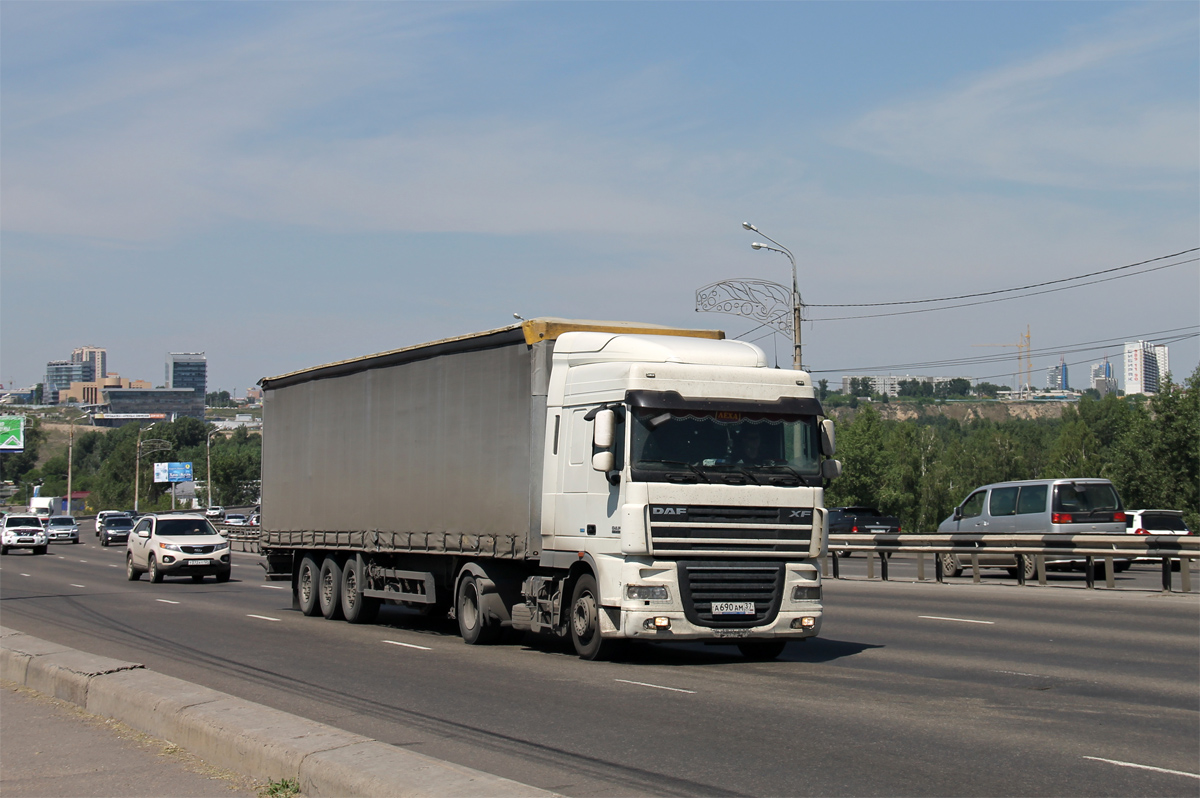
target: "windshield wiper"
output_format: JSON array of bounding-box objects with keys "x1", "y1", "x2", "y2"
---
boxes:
[{"x1": 643, "y1": 460, "x2": 711, "y2": 483}]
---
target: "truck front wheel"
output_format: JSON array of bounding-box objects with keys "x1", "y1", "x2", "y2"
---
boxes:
[
  {"x1": 570, "y1": 574, "x2": 616, "y2": 661},
  {"x1": 457, "y1": 575, "x2": 500, "y2": 645}
]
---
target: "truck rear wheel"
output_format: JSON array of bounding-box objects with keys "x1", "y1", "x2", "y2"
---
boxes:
[
  {"x1": 319, "y1": 557, "x2": 344, "y2": 620},
  {"x1": 570, "y1": 574, "x2": 616, "y2": 661},
  {"x1": 341, "y1": 557, "x2": 380, "y2": 624},
  {"x1": 298, "y1": 554, "x2": 321, "y2": 616},
  {"x1": 457, "y1": 575, "x2": 500, "y2": 645}
]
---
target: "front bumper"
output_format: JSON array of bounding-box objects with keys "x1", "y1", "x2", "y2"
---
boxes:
[
  {"x1": 618, "y1": 608, "x2": 822, "y2": 641},
  {"x1": 155, "y1": 552, "x2": 231, "y2": 574},
  {"x1": 48, "y1": 532, "x2": 78, "y2": 543},
  {"x1": 3, "y1": 537, "x2": 47, "y2": 550}
]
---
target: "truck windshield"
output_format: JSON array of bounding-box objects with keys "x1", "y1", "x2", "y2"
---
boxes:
[{"x1": 630, "y1": 408, "x2": 820, "y2": 483}]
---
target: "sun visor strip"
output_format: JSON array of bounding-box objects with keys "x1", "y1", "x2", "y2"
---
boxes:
[{"x1": 625, "y1": 390, "x2": 824, "y2": 416}]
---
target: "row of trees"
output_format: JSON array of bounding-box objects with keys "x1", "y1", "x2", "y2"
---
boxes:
[
  {"x1": 2, "y1": 417, "x2": 262, "y2": 512},
  {"x1": 826, "y1": 366, "x2": 1200, "y2": 533}
]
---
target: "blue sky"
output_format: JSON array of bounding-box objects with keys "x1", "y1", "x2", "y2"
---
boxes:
[{"x1": 3, "y1": 2, "x2": 1197, "y2": 395}]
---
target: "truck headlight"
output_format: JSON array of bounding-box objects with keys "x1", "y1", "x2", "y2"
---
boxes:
[
  {"x1": 626, "y1": 585, "x2": 669, "y2": 600},
  {"x1": 792, "y1": 585, "x2": 821, "y2": 601}
]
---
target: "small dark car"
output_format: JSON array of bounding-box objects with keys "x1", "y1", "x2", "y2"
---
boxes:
[{"x1": 99, "y1": 515, "x2": 135, "y2": 547}]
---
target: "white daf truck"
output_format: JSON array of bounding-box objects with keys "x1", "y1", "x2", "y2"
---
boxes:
[{"x1": 258, "y1": 318, "x2": 840, "y2": 660}]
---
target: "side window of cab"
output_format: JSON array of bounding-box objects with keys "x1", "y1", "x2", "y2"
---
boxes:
[{"x1": 960, "y1": 491, "x2": 986, "y2": 519}]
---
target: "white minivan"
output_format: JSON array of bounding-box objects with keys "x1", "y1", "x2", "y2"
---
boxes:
[{"x1": 938, "y1": 478, "x2": 1128, "y2": 578}]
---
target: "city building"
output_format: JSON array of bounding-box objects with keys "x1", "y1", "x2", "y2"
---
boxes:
[
  {"x1": 44, "y1": 360, "x2": 95, "y2": 403},
  {"x1": 60, "y1": 375, "x2": 153, "y2": 406},
  {"x1": 1089, "y1": 359, "x2": 1117, "y2": 398},
  {"x1": 1046, "y1": 356, "x2": 1069, "y2": 391},
  {"x1": 1124, "y1": 341, "x2": 1169, "y2": 395},
  {"x1": 840, "y1": 374, "x2": 967, "y2": 397},
  {"x1": 71, "y1": 346, "x2": 107, "y2": 381},
  {"x1": 93, "y1": 387, "x2": 204, "y2": 426},
  {"x1": 166, "y1": 352, "x2": 207, "y2": 398}
]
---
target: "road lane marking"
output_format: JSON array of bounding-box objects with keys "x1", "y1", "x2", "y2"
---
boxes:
[
  {"x1": 260, "y1": 585, "x2": 288, "y2": 590},
  {"x1": 383, "y1": 640, "x2": 432, "y2": 651},
  {"x1": 1083, "y1": 756, "x2": 1200, "y2": 779},
  {"x1": 918, "y1": 615, "x2": 994, "y2": 625},
  {"x1": 109, "y1": 564, "x2": 119, "y2": 568},
  {"x1": 70, "y1": 584, "x2": 86, "y2": 588},
  {"x1": 994, "y1": 670, "x2": 1042, "y2": 677},
  {"x1": 79, "y1": 560, "x2": 88, "y2": 563},
  {"x1": 615, "y1": 679, "x2": 696, "y2": 694},
  {"x1": 20, "y1": 573, "x2": 30, "y2": 577},
  {"x1": 156, "y1": 599, "x2": 180, "y2": 605},
  {"x1": 246, "y1": 614, "x2": 281, "y2": 622}
]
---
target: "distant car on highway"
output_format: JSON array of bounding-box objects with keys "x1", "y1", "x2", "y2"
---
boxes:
[
  {"x1": 938, "y1": 478, "x2": 1129, "y2": 578},
  {"x1": 98, "y1": 515, "x2": 135, "y2": 547},
  {"x1": 2, "y1": 514, "x2": 49, "y2": 555},
  {"x1": 248, "y1": 512, "x2": 260, "y2": 527},
  {"x1": 126, "y1": 513, "x2": 231, "y2": 583},
  {"x1": 95, "y1": 510, "x2": 129, "y2": 537},
  {"x1": 44, "y1": 516, "x2": 80, "y2": 544},
  {"x1": 224, "y1": 513, "x2": 248, "y2": 526},
  {"x1": 1125, "y1": 509, "x2": 1191, "y2": 536},
  {"x1": 204, "y1": 506, "x2": 225, "y2": 520}
]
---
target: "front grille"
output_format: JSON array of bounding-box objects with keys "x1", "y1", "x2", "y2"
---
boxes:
[
  {"x1": 649, "y1": 505, "x2": 814, "y2": 555},
  {"x1": 181, "y1": 545, "x2": 215, "y2": 554},
  {"x1": 677, "y1": 561, "x2": 785, "y2": 628}
]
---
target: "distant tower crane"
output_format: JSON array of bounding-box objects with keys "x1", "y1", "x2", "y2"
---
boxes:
[{"x1": 973, "y1": 325, "x2": 1033, "y2": 399}]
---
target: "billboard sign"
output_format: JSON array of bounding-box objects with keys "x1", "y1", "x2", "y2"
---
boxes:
[
  {"x1": 0, "y1": 416, "x2": 25, "y2": 451},
  {"x1": 153, "y1": 462, "x2": 194, "y2": 483}
]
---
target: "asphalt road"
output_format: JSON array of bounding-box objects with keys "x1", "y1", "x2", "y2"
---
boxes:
[{"x1": 1, "y1": 522, "x2": 1197, "y2": 797}]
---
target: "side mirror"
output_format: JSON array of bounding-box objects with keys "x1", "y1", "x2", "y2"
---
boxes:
[
  {"x1": 593, "y1": 409, "x2": 615, "y2": 449},
  {"x1": 592, "y1": 451, "x2": 615, "y2": 472},
  {"x1": 137, "y1": 529, "x2": 150, "y2": 539},
  {"x1": 820, "y1": 419, "x2": 836, "y2": 457},
  {"x1": 953, "y1": 507, "x2": 963, "y2": 521},
  {"x1": 820, "y1": 459, "x2": 842, "y2": 480}
]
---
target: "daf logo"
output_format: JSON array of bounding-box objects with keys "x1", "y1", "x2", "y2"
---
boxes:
[{"x1": 652, "y1": 507, "x2": 688, "y2": 516}]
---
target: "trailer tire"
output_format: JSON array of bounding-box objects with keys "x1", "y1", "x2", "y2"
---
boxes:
[
  {"x1": 319, "y1": 557, "x2": 344, "y2": 620},
  {"x1": 298, "y1": 554, "x2": 322, "y2": 616},
  {"x1": 341, "y1": 557, "x2": 380, "y2": 625},
  {"x1": 457, "y1": 575, "x2": 500, "y2": 645},
  {"x1": 569, "y1": 574, "x2": 616, "y2": 661}
]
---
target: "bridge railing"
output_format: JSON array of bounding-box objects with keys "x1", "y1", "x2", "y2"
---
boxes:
[{"x1": 827, "y1": 533, "x2": 1198, "y2": 592}]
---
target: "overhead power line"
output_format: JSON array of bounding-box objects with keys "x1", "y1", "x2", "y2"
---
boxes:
[
  {"x1": 808, "y1": 248, "x2": 1198, "y2": 308},
  {"x1": 807, "y1": 257, "x2": 1197, "y2": 322}
]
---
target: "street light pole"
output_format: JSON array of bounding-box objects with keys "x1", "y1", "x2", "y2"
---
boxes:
[
  {"x1": 206, "y1": 428, "x2": 217, "y2": 508},
  {"x1": 133, "y1": 424, "x2": 170, "y2": 512},
  {"x1": 743, "y1": 222, "x2": 802, "y2": 371}
]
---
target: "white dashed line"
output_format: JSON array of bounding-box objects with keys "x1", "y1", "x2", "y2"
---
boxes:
[
  {"x1": 918, "y1": 615, "x2": 994, "y2": 625},
  {"x1": 109, "y1": 564, "x2": 119, "y2": 568},
  {"x1": 994, "y1": 670, "x2": 1042, "y2": 678},
  {"x1": 70, "y1": 584, "x2": 86, "y2": 588},
  {"x1": 260, "y1": 585, "x2": 287, "y2": 590},
  {"x1": 383, "y1": 640, "x2": 432, "y2": 651},
  {"x1": 615, "y1": 679, "x2": 696, "y2": 694},
  {"x1": 79, "y1": 560, "x2": 88, "y2": 563},
  {"x1": 1083, "y1": 756, "x2": 1200, "y2": 779},
  {"x1": 20, "y1": 573, "x2": 30, "y2": 577},
  {"x1": 246, "y1": 614, "x2": 281, "y2": 622},
  {"x1": 156, "y1": 599, "x2": 180, "y2": 605}
]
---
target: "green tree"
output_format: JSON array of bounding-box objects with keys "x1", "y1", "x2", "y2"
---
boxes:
[{"x1": 826, "y1": 405, "x2": 887, "y2": 509}]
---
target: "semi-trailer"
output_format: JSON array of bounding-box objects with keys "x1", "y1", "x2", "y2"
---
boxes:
[{"x1": 258, "y1": 318, "x2": 841, "y2": 660}]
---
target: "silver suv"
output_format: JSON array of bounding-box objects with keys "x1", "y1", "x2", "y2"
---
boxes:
[
  {"x1": 938, "y1": 478, "x2": 1127, "y2": 577},
  {"x1": 126, "y1": 514, "x2": 231, "y2": 583}
]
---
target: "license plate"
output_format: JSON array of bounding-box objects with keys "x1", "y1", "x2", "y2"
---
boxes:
[
  {"x1": 188, "y1": 559, "x2": 212, "y2": 566},
  {"x1": 713, "y1": 629, "x2": 751, "y2": 638},
  {"x1": 711, "y1": 601, "x2": 755, "y2": 615},
  {"x1": 18, "y1": 538, "x2": 34, "y2": 543}
]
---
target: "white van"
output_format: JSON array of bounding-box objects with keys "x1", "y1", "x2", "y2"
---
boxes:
[{"x1": 938, "y1": 478, "x2": 1127, "y2": 578}]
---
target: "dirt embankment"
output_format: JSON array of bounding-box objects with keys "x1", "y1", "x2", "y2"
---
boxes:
[{"x1": 828, "y1": 401, "x2": 1068, "y2": 424}]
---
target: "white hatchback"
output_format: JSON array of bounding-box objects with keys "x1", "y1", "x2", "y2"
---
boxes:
[{"x1": 126, "y1": 514, "x2": 231, "y2": 583}]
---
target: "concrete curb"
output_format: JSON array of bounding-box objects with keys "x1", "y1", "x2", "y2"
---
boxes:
[{"x1": 0, "y1": 626, "x2": 555, "y2": 797}]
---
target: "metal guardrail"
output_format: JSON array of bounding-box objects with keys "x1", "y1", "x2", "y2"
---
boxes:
[
  {"x1": 827, "y1": 533, "x2": 1199, "y2": 592},
  {"x1": 217, "y1": 526, "x2": 1198, "y2": 592}
]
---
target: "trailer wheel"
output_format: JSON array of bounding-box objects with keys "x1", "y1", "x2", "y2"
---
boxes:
[
  {"x1": 569, "y1": 574, "x2": 616, "y2": 661},
  {"x1": 341, "y1": 557, "x2": 380, "y2": 624},
  {"x1": 319, "y1": 557, "x2": 344, "y2": 620},
  {"x1": 457, "y1": 575, "x2": 500, "y2": 645},
  {"x1": 298, "y1": 554, "x2": 321, "y2": 616}
]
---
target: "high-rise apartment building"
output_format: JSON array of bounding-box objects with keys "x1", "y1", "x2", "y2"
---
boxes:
[
  {"x1": 1124, "y1": 341, "x2": 1169, "y2": 395},
  {"x1": 1046, "y1": 356, "x2": 1069, "y2": 390},
  {"x1": 166, "y1": 352, "x2": 207, "y2": 398},
  {"x1": 71, "y1": 346, "x2": 108, "y2": 380},
  {"x1": 1090, "y1": 359, "x2": 1116, "y2": 397}
]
